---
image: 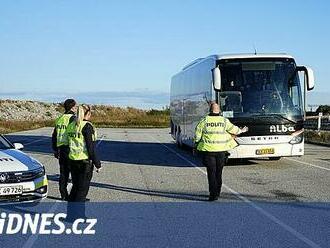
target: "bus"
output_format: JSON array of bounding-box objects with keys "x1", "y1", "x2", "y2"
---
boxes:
[{"x1": 170, "y1": 54, "x2": 315, "y2": 159}]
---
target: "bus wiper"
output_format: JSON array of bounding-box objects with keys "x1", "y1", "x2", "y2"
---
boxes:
[{"x1": 250, "y1": 113, "x2": 296, "y2": 124}]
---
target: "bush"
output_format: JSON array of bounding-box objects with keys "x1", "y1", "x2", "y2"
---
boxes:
[
  {"x1": 305, "y1": 130, "x2": 330, "y2": 145},
  {"x1": 0, "y1": 104, "x2": 170, "y2": 133},
  {"x1": 0, "y1": 120, "x2": 54, "y2": 134},
  {"x1": 316, "y1": 105, "x2": 330, "y2": 115}
]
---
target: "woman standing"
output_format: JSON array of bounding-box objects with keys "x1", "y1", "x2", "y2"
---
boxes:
[{"x1": 67, "y1": 104, "x2": 102, "y2": 202}]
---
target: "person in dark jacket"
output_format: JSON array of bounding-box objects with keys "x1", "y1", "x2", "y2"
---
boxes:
[
  {"x1": 52, "y1": 99, "x2": 77, "y2": 201},
  {"x1": 67, "y1": 104, "x2": 101, "y2": 202}
]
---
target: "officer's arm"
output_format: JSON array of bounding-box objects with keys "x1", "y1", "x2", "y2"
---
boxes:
[
  {"x1": 194, "y1": 118, "x2": 205, "y2": 145},
  {"x1": 51, "y1": 127, "x2": 58, "y2": 152},
  {"x1": 82, "y1": 123, "x2": 101, "y2": 168},
  {"x1": 225, "y1": 119, "x2": 241, "y2": 135}
]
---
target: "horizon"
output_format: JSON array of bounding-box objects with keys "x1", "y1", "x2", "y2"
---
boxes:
[
  {"x1": 0, "y1": 90, "x2": 328, "y2": 110},
  {"x1": 1, "y1": 0, "x2": 330, "y2": 102}
]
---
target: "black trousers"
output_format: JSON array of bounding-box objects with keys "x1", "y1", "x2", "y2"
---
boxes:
[
  {"x1": 202, "y1": 152, "x2": 227, "y2": 197},
  {"x1": 58, "y1": 146, "x2": 71, "y2": 200},
  {"x1": 69, "y1": 160, "x2": 93, "y2": 202}
]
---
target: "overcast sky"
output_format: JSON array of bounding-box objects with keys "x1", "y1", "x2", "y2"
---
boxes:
[{"x1": 0, "y1": 0, "x2": 329, "y2": 97}]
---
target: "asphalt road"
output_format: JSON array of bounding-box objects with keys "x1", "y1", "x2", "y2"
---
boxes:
[{"x1": 3, "y1": 127, "x2": 330, "y2": 248}]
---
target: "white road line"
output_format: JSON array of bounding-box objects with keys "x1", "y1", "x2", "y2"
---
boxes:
[
  {"x1": 22, "y1": 201, "x2": 61, "y2": 248},
  {"x1": 97, "y1": 135, "x2": 104, "y2": 147},
  {"x1": 150, "y1": 135, "x2": 321, "y2": 248},
  {"x1": 22, "y1": 180, "x2": 73, "y2": 247},
  {"x1": 24, "y1": 137, "x2": 49, "y2": 146},
  {"x1": 285, "y1": 157, "x2": 330, "y2": 172}
]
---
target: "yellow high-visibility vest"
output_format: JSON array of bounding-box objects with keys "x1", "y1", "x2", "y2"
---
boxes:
[
  {"x1": 194, "y1": 115, "x2": 240, "y2": 152},
  {"x1": 67, "y1": 121, "x2": 97, "y2": 161},
  {"x1": 55, "y1": 114, "x2": 73, "y2": 147}
]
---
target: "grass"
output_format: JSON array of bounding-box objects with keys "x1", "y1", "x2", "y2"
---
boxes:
[
  {"x1": 0, "y1": 120, "x2": 54, "y2": 134},
  {"x1": 305, "y1": 130, "x2": 330, "y2": 146},
  {"x1": 91, "y1": 106, "x2": 170, "y2": 128},
  {"x1": 0, "y1": 105, "x2": 170, "y2": 134}
]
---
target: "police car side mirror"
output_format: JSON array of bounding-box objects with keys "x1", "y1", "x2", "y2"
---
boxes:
[
  {"x1": 212, "y1": 67, "x2": 221, "y2": 91},
  {"x1": 13, "y1": 143, "x2": 24, "y2": 150}
]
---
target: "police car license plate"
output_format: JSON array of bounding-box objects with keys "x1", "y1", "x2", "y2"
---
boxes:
[
  {"x1": 256, "y1": 148, "x2": 275, "y2": 155},
  {"x1": 0, "y1": 186, "x2": 23, "y2": 196}
]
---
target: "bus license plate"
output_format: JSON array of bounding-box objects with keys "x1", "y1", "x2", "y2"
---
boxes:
[
  {"x1": 0, "y1": 186, "x2": 23, "y2": 196},
  {"x1": 256, "y1": 148, "x2": 275, "y2": 155}
]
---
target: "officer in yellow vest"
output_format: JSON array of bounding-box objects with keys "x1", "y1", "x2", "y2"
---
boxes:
[
  {"x1": 52, "y1": 99, "x2": 77, "y2": 201},
  {"x1": 194, "y1": 103, "x2": 248, "y2": 201},
  {"x1": 67, "y1": 104, "x2": 101, "y2": 202}
]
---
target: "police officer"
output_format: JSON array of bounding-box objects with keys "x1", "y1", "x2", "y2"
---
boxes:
[
  {"x1": 67, "y1": 105, "x2": 101, "y2": 202},
  {"x1": 52, "y1": 99, "x2": 77, "y2": 201},
  {"x1": 194, "y1": 103, "x2": 248, "y2": 201}
]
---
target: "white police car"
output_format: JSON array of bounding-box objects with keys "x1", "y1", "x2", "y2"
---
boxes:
[{"x1": 0, "y1": 135, "x2": 48, "y2": 203}]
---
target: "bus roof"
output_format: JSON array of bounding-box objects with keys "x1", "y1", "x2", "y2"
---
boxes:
[
  {"x1": 182, "y1": 53, "x2": 294, "y2": 71},
  {"x1": 211, "y1": 53, "x2": 294, "y2": 60}
]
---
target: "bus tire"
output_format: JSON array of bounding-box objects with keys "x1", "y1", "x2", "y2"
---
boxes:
[{"x1": 176, "y1": 127, "x2": 183, "y2": 148}]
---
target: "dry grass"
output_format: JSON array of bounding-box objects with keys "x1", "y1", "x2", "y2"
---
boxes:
[
  {"x1": 0, "y1": 105, "x2": 170, "y2": 133},
  {"x1": 305, "y1": 130, "x2": 330, "y2": 145},
  {"x1": 91, "y1": 106, "x2": 170, "y2": 128},
  {"x1": 0, "y1": 120, "x2": 54, "y2": 134}
]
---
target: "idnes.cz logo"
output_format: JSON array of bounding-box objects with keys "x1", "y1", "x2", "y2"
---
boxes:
[{"x1": 0, "y1": 212, "x2": 97, "y2": 235}]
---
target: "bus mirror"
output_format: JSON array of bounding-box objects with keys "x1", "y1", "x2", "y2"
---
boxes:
[
  {"x1": 212, "y1": 67, "x2": 221, "y2": 90},
  {"x1": 297, "y1": 66, "x2": 315, "y2": 91},
  {"x1": 305, "y1": 67, "x2": 315, "y2": 91}
]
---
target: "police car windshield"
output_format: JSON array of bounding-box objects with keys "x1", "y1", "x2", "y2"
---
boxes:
[
  {"x1": 217, "y1": 58, "x2": 303, "y2": 121},
  {"x1": 0, "y1": 136, "x2": 12, "y2": 150}
]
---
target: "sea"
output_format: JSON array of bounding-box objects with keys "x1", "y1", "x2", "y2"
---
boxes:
[{"x1": 0, "y1": 91, "x2": 170, "y2": 110}]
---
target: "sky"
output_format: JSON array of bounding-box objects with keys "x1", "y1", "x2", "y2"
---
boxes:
[{"x1": 0, "y1": 0, "x2": 329, "y2": 102}]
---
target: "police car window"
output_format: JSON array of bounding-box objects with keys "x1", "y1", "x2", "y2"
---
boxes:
[{"x1": 0, "y1": 136, "x2": 12, "y2": 149}]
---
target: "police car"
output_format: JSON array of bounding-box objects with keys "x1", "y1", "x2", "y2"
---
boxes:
[{"x1": 0, "y1": 135, "x2": 48, "y2": 203}]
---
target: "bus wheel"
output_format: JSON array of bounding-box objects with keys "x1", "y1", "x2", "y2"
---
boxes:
[
  {"x1": 176, "y1": 127, "x2": 183, "y2": 148},
  {"x1": 269, "y1": 157, "x2": 281, "y2": 161}
]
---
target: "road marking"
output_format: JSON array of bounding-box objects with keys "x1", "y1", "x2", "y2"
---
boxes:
[
  {"x1": 97, "y1": 135, "x2": 104, "y2": 147},
  {"x1": 22, "y1": 201, "x2": 60, "y2": 248},
  {"x1": 24, "y1": 137, "x2": 49, "y2": 146},
  {"x1": 150, "y1": 135, "x2": 321, "y2": 248},
  {"x1": 22, "y1": 183, "x2": 73, "y2": 247},
  {"x1": 285, "y1": 157, "x2": 330, "y2": 172}
]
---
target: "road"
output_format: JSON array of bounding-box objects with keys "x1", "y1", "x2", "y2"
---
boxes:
[{"x1": 2, "y1": 127, "x2": 330, "y2": 248}]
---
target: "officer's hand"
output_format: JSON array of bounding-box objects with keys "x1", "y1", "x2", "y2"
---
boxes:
[{"x1": 241, "y1": 126, "x2": 249, "y2": 133}]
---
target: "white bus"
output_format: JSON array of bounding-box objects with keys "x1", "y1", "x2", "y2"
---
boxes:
[{"x1": 170, "y1": 54, "x2": 315, "y2": 159}]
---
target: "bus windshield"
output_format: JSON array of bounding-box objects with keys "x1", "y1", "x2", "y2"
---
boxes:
[{"x1": 217, "y1": 58, "x2": 303, "y2": 122}]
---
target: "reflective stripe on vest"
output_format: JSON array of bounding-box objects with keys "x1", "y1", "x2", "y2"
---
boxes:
[
  {"x1": 196, "y1": 116, "x2": 238, "y2": 152},
  {"x1": 55, "y1": 114, "x2": 73, "y2": 147},
  {"x1": 67, "y1": 121, "x2": 97, "y2": 161}
]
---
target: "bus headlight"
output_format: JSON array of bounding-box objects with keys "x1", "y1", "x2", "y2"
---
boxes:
[{"x1": 289, "y1": 133, "x2": 303, "y2": 144}]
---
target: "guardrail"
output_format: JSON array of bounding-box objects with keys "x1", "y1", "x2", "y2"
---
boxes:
[{"x1": 305, "y1": 114, "x2": 330, "y2": 131}]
